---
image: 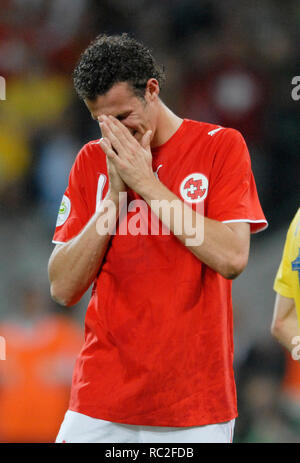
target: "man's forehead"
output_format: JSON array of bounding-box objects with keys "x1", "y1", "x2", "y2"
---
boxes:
[{"x1": 86, "y1": 82, "x2": 136, "y2": 117}]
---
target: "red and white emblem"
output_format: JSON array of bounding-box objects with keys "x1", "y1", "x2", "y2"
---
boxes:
[{"x1": 180, "y1": 173, "x2": 209, "y2": 203}]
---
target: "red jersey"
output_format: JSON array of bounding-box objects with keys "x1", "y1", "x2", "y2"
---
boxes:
[{"x1": 52, "y1": 119, "x2": 267, "y2": 426}]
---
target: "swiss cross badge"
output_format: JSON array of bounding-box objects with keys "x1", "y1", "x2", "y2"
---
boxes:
[{"x1": 180, "y1": 173, "x2": 209, "y2": 203}]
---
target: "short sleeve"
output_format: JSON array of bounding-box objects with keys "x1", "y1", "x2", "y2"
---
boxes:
[
  {"x1": 273, "y1": 213, "x2": 299, "y2": 298},
  {"x1": 52, "y1": 149, "x2": 90, "y2": 244},
  {"x1": 273, "y1": 255, "x2": 293, "y2": 298},
  {"x1": 207, "y1": 129, "x2": 268, "y2": 233}
]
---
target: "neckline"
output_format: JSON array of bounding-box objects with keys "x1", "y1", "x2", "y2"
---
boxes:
[{"x1": 151, "y1": 119, "x2": 187, "y2": 153}]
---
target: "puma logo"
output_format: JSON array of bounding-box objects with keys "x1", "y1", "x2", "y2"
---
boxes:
[{"x1": 154, "y1": 164, "x2": 163, "y2": 179}]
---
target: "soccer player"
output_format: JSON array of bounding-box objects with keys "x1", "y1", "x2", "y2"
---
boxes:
[
  {"x1": 271, "y1": 209, "x2": 300, "y2": 353},
  {"x1": 48, "y1": 34, "x2": 268, "y2": 443}
]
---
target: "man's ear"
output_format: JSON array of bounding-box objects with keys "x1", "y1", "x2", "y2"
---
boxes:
[{"x1": 145, "y1": 78, "x2": 159, "y2": 102}]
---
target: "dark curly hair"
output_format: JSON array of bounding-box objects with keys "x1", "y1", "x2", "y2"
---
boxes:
[{"x1": 73, "y1": 33, "x2": 166, "y2": 100}]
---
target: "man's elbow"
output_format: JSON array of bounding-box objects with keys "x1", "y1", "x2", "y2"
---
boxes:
[
  {"x1": 50, "y1": 281, "x2": 78, "y2": 307},
  {"x1": 223, "y1": 252, "x2": 249, "y2": 280},
  {"x1": 270, "y1": 318, "x2": 283, "y2": 342}
]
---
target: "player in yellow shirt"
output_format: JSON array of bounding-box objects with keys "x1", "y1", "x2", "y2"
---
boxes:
[{"x1": 271, "y1": 208, "x2": 300, "y2": 353}]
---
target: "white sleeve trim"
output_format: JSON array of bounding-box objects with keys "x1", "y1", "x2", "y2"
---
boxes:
[
  {"x1": 52, "y1": 240, "x2": 67, "y2": 244},
  {"x1": 222, "y1": 219, "x2": 268, "y2": 233}
]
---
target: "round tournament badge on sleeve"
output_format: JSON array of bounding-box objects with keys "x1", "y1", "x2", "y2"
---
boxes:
[
  {"x1": 180, "y1": 173, "x2": 209, "y2": 203},
  {"x1": 56, "y1": 195, "x2": 71, "y2": 227}
]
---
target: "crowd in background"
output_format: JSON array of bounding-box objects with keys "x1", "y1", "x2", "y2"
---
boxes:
[{"x1": 0, "y1": 0, "x2": 299, "y2": 442}]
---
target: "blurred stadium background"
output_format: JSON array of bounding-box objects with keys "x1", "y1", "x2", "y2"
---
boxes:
[{"x1": 0, "y1": 0, "x2": 299, "y2": 443}]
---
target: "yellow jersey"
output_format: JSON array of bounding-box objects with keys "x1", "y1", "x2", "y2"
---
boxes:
[{"x1": 274, "y1": 208, "x2": 300, "y2": 317}]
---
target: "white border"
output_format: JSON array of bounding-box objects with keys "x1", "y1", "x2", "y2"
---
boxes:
[
  {"x1": 52, "y1": 240, "x2": 67, "y2": 244},
  {"x1": 96, "y1": 174, "x2": 107, "y2": 211},
  {"x1": 222, "y1": 219, "x2": 268, "y2": 233}
]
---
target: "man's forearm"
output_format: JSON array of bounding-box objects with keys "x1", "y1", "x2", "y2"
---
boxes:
[
  {"x1": 48, "y1": 192, "x2": 122, "y2": 306},
  {"x1": 140, "y1": 178, "x2": 250, "y2": 279},
  {"x1": 271, "y1": 294, "x2": 299, "y2": 353}
]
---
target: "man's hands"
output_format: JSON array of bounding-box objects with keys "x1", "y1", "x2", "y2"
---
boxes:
[
  {"x1": 100, "y1": 137, "x2": 127, "y2": 201},
  {"x1": 99, "y1": 115, "x2": 156, "y2": 197}
]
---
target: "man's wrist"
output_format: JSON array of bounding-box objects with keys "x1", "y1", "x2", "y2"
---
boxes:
[
  {"x1": 136, "y1": 176, "x2": 163, "y2": 201},
  {"x1": 106, "y1": 189, "x2": 125, "y2": 204}
]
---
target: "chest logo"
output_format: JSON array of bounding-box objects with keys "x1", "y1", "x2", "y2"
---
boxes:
[{"x1": 180, "y1": 173, "x2": 209, "y2": 203}]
